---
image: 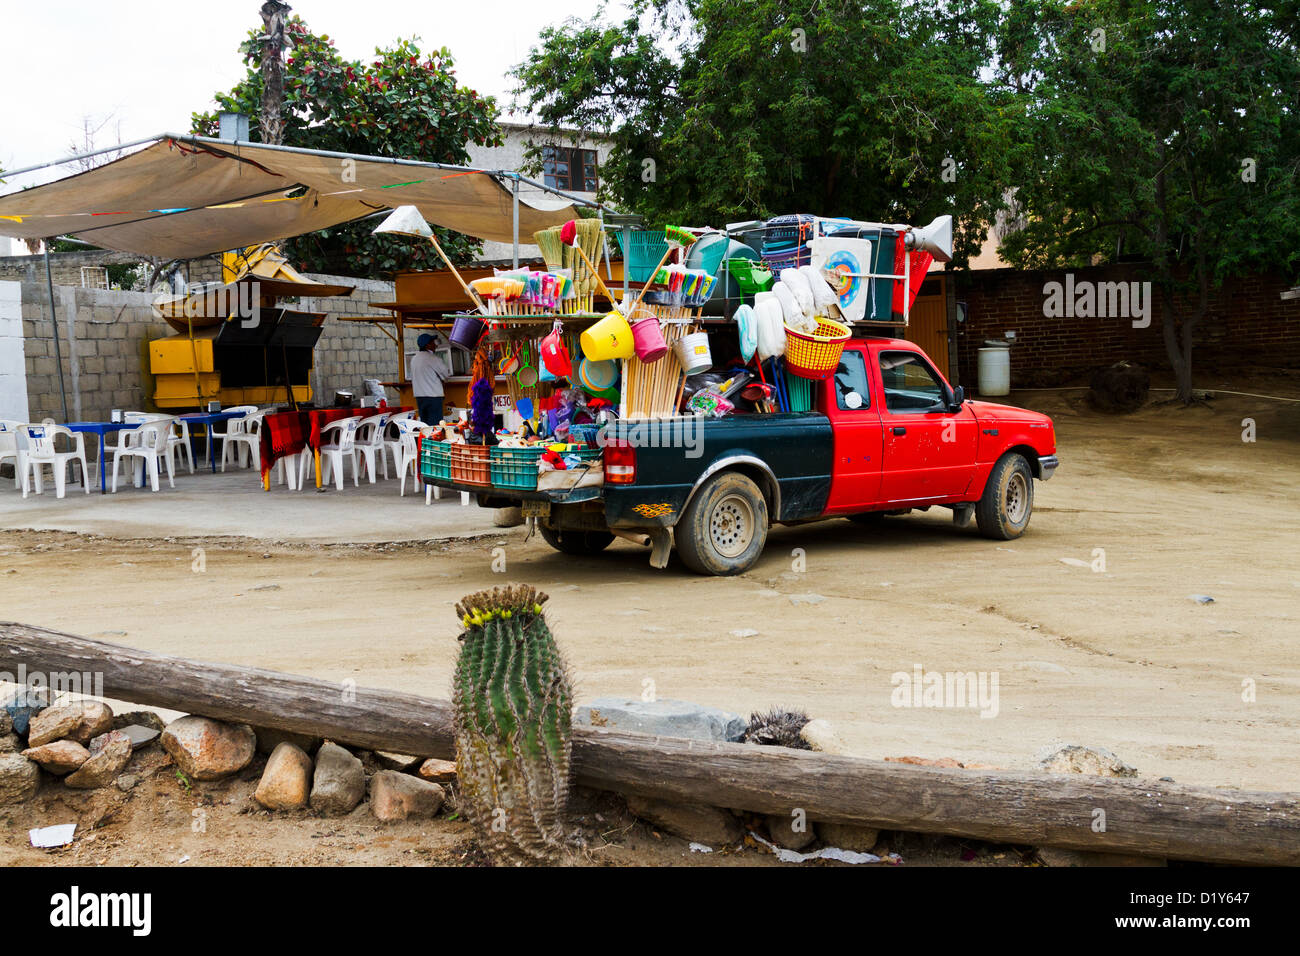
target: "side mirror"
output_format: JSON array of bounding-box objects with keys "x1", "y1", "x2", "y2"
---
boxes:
[{"x1": 947, "y1": 385, "x2": 965, "y2": 410}]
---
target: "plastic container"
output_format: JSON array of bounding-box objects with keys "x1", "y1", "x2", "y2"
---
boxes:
[
  {"x1": 977, "y1": 346, "x2": 1011, "y2": 396},
  {"x1": 724, "y1": 258, "x2": 775, "y2": 294},
  {"x1": 783, "y1": 317, "x2": 851, "y2": 381},
  {"x1": 450, "y1": 443, "x2": 491, "y2": 486},
  {"x1": 580, "y1": 311, "x2": 635, "y2": 361},
  {"x1": 615, "y1": 231, "x2": 670, "y2": 282},
  {"x1": 449, "y1": 315, "x2": 486, "y2": 350},
  {"x1": 673, "y1": 331, "x2": 713, "y2": 375},
  {"x1": 419, "y1": 438, "x2": 452, "y2": 482},
  {"x1": 490, "y1": 446, "x2": 545, "y2": 490},
  {"x1": 578, "y1": 357, "x2": 619, "y2": 393},
  {"x1": 630, "y1": 315, "x2": 669, "y2": 362}
]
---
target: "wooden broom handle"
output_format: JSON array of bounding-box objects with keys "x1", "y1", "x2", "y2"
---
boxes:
[{"x1": 426, "y1": 232, "x2": 489, "y2": 314}]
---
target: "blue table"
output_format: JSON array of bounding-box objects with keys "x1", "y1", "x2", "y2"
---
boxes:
[
  {"x1": 64, "y1": 421, "x2": 143, "y2": 494},
  {"x1": 178, "y1": 411, "x2": 248, "y2": 473}
]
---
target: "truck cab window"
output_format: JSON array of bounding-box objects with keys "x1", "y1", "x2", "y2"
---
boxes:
[
  {"x1": 878, "y1": 351, "x2": 945, "y2": 411},
  {"x1": 834, "y1": 349, "x2": 871, "y2": 410}
]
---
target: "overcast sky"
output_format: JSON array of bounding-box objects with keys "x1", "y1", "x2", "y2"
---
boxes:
[{"x1": 1, "y1": 0, "x2": 628, "y2": 182}]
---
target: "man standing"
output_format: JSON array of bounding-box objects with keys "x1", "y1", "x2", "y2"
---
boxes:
[{"x1": 410, "y1": 333, "x2": 450, "y2": 424}]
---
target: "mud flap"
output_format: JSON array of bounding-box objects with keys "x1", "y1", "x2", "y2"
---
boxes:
[
  {"x1": 952, "y1": 504, "x2": 975, "y2": 529},
  {"x1": 648, "y1": 528, "x2": 673, "y2": 569}
]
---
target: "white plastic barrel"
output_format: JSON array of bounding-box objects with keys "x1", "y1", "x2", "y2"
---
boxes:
[{"x1": 977, "y1": 347, "x2": 1011, "y2": 396}]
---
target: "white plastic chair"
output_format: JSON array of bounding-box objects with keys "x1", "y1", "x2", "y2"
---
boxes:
[
  {"x1": 352, "y1": 411, "x2": 392, "y2": 483},
  {"x1": 0, "y1": 420, "x2": 24, "y2": 489},
  {"x1": 20, "y1": 424, "x2": 91, "y2": 499},
  {"x1": 392, "y1": 419, "x2": 430, "y2": 497},
  {"x1": 209, "y1": 406, "x2": 257, "y2": 465},
  {"x1": 110, "y1": 419, "x2": 175, "y2": 492},
  {"x1": 221, "y1": 411, "x2": 265, "y2": 472},
  {"x1": 384, "y1": 410, "x2": 417, "y2": 476},
  {"x1": 319, "y1": 416, "x2": 363, "y2": 490},
  {"x1": 168, "y1": 418, "x2": 195, "y2": 475}
]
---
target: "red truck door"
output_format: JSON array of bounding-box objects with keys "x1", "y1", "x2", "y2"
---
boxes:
[
  {"x1": 871, "y1": 345, "x2": 979, "y2": 502},
  {"x1": 823, "y1": 344, "x2": 884, "y2": 512}
]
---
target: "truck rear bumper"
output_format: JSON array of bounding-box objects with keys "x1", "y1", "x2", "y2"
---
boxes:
[{"x1": 1038, "y1": 455, "x2": 1060, "y2": 480}]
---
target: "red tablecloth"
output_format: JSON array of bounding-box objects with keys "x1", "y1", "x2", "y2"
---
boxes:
[{"x1": 260, "y1": 406, "x2": 409, "y2": 481}]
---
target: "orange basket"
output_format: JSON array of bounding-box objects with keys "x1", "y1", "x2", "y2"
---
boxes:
[
  {"x1": 449, "y1": 444, "x2": 491, "y2": 486},
  {"x1": 783, "y1": 317, "x2": 851, "y2": 380}
]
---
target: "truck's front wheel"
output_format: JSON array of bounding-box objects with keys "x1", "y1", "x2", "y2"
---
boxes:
[
  {"x1": 975, "y1": 453, "x2": 1034, "y2": 539},
  {"x1": 676, "y1": 472, "x2": 769, "y2": 575},
  {"x1": 539, "y1": 525, "x2": 614, "y2": 555}
]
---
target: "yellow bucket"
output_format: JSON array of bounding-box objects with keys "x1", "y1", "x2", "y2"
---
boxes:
[{"x1": 580, "y1": 311, "x2": 636, "y2": 361}]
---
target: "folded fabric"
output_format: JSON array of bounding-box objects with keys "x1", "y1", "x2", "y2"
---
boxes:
[
  {"x1": 799, "y1": 264, "x2": 839, "y2": 311},
  {"x1": 780, "y1": 268, "x2": 816, "y2": 317}
]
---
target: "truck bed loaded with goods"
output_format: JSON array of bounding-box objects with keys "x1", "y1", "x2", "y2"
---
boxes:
[{"x1": 373, "y1": 207, "x2": 1059, "y2": 575}]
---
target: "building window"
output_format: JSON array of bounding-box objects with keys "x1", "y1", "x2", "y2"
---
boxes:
[{"x1": 542, "y1": 145, "x2": 598, "y2": 193}]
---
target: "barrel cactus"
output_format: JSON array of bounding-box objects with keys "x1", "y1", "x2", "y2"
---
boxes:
[{"x1": 452, "y1": 584, "x2": 573, "y2": 865}]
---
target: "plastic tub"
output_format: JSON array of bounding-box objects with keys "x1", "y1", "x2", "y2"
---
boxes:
[{"x1": 978, "y1": 347, "x2": 1011, "y2": 396}]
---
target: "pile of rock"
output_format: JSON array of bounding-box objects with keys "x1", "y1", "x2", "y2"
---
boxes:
[
  {"x1": 249, "y1": 728, "x2": 452, "y2": 823},
  {"x1": 1, "y1": 687, "x2": 164, "y2": 803}
]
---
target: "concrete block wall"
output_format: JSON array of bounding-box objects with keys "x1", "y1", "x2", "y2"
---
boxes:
[
  {"x1": 0, "y1": 281, "x2": 28, "y2": 422},
  {"x1": 297, "y1": 274, "x2": 399, "y2": 402}
]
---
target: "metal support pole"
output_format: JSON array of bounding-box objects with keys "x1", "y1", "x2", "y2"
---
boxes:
[
  {"x1": 622, "y1": 225, "x2": 631, "y2": 302},
  {"x1": 42, "y1": 244, "x2": 70, "y2": 421},
  {"x1": 511, "y1": 175, "x2": 520, "y2": 270}
]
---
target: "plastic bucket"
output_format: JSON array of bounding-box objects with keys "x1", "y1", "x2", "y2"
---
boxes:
[
  {"x1": 630, "y1": 315, "x2": 668, "y2": 362},
  {"x1": 673, "y1": 331, "x2": 713, "y2": 375},
  {"x1": 449, "y1": 315, "x2": 485, "y2": 350},
  {"x1": 977, "y1": 347, "x2": 1011, "y2": 396},
  {"x1": 580, "y1": 311, "x2": 635, "y2": 360}
]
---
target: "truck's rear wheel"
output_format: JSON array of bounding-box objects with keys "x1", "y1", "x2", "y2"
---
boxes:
[
  {"x1": 539, "y1": 525, "x2": 614, "y2": 555},
  {"x1": 676, "y1": 472, "x2": 769, "y2": 575},
  {"x1": 976, "y1": 453, "x2": 1034, "y2": 539}
]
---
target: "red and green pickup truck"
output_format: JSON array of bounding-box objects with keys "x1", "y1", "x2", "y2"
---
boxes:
[{"x1": 449, "y1": 337, "x2": 1059, "y2": 575}]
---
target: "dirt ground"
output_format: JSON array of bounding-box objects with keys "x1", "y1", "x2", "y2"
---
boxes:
[{"x1": 2, "y1": 375, "x2": 1298, "y2": 866}]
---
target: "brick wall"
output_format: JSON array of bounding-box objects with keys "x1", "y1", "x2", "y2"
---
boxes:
[
  {"x1": 952, "y1": 264, "x2": 1300, "y2": 387},
  {"x1": 0, "y1": 250, "x2": 224, "y2": 290}
]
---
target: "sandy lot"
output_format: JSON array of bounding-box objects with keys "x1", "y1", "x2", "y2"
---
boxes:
[{"x1": 1, "y1": 378, "x2": 1297, "y2": 865}]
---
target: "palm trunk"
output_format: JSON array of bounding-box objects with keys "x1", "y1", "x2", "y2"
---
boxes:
[{"x1": 259, "y1": 2, "x2": 291, "y2": 146}]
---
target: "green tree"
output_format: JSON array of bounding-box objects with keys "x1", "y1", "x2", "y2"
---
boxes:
[
  {"x1": 512, "y1": 0, "x2": 1028, "y2": 264},
  {"x1": 995, "y1": 0, "x2": 1300, "y2": 402},
  {"x1": 192, "y1": 14, "x2": 503, "y2": 277}
]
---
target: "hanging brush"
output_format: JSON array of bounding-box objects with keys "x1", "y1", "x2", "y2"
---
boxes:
[
  {"x1": 559, "y1": 220, "x2": 620, "y2": 306},
  {"x1": 627, "y1": 224, "x2": 697, "y2": 317},
  {"x1": 533, "y1": 227, "x2": 565, "y2": 273}
]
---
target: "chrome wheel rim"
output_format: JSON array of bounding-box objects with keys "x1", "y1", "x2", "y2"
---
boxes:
[
  {"x1": 1005, "y1": 472, "x2": 1029, "y2": 523},
  {"x1": 710, "y1": 494, "x2": 755, "y2": 558}
]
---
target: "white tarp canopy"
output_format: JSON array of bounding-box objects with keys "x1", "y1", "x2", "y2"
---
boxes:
[{"x1": 0, "y1": 135, "x2": 582, "y2": 258}]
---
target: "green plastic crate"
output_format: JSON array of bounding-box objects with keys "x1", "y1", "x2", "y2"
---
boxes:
[
  {"x1": 490, "y1": 446, "x2": 544, "y2": 491},
  {"x1": 419, "y1": 438, "x2": 452, "y2": 482},
  {"x1": 723, "y1": 258, "x2": 774, "y2": 294},
  {"x1": 613, "y1": 230, "x2": 670, "y2": 283}
]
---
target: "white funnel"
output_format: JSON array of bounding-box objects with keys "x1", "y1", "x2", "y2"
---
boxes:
[{"x1": 905, "y1": 215, "x2": 953, "y2": 262}]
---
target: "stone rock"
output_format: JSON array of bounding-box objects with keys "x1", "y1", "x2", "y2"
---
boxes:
[
  {"x1": 0, "y1": 732, "x2": 20, "y2": 754},
  {"x1": 575, "y1": 698, "x2": 747, "y2": 742},
  {"x1": 625, "y1": 795, "x2": 743, "y2": 845},
  {"x1": 254, "y1": 742, "x2": 313, "y2": 810},
  {"x1": 1039, "y1": 745, "x2": 1136, "y2": 778},
  {"x1": 309, "y1": 742, "x2": 366, "y2": 816},
  {"x1": 118, "y1": 725, "x2": 161, "y2": 751},
  {"x1": 116, "y1": 774, "x2": 139, "y2": 792},
  {"x1": 799, "y1": 719, "x2": 852, "y2": 755},
  {"x1": 370, "y1": 770, "x2": 446, "y2": 821},
  {"x1": 417, "y1": 758, "x2": 457, "y2": 784},
  {"x1": 0, "y1": 709, "x2": 10, "y2": 735},
  {"x1": 1038, "y1": 847, "x2": 1165, "y2": 867},
  {"x1": 375, "y1": 751, "x2": 421, "y2": 772},
  {"x1": 27, "y1": 701, "x2": 113, "y2": 747},
  {"x1": 111, "y1": 711, "x2": 167, "y2": 733},
  {"x1": 0, "y1": 686, "x2": 49, "y2": 735},
  {"x1": 492, "y1": 505, "x2": 525, "y2": 528},
  {"x1": 22, "y1": 740, "x2": 91, "y2": 775},
  {"x1": 816, "y1": 822, "x2": 880, "y2": 853},
  {"x1": 161, "y1": 716, "x2": 256, "y2": 781},
  {"x1": 0, "y1": 753, "x2": 40, "y2": 804},
  {"x1": 252, "y1": 726, "x2": 322, "y2": 756},
  {"x1": 65, "y1": 731, "x2": 132, "y2": 789},
  {"x1": 766, "y1": 813, "x2": 817, "y2": 850}
]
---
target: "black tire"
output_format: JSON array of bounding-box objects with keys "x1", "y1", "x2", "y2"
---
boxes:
[
  {"x1": 975, "y1": 453, "x2": 1034, "y2": 539},
  {"x1": 675, "y1": 472, "x2": 769, "y2": 576},
  {"x1": 539, "y1": 525, "x2": 615, "y2": 555}
]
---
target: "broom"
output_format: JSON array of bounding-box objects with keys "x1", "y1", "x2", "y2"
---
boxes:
[{"x1": 627, "y1": 225, "x2": 696, "y2": 317}]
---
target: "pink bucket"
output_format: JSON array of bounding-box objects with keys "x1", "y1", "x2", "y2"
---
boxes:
[{"x1": 631, "y1": 316, "x2": 668, "y2": 363}]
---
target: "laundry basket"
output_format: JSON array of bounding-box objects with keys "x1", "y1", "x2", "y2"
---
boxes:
[{"x1": 783, "y1": 317, "x2": 851, "y2": 380}]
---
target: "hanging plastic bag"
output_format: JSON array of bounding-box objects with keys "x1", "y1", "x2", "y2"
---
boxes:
[
  {"x1": 734, "y1": 304, "x2": 758, "y2": 363},
  {"x1": 780, "y1": 268, "x2": 816, "y2": 318}
]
